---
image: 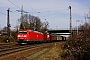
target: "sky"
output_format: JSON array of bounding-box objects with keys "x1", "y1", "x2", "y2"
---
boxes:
[{"x1": 0, "y1": 0, "x2": 90, "y2": 30}]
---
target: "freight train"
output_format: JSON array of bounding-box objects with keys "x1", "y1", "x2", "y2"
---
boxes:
[{"x1": 16, "y1": 29, "x2": 65, "y2": 44}]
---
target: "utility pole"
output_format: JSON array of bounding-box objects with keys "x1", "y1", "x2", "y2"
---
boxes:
[
  {"x1": 76, "y1": 20, "x2": 80, "y2": 35},
  {"x1": 69, "y1": 6, "x2": 72, "y2": 40},
  {"x1": 7, "y1": 8, "x2": 11, "y2": 42},
  {"x1": 16, "y1": 6, "x2": 28, "y2": 29}
]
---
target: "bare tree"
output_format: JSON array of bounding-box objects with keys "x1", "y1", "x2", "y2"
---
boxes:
[
  {"x1": 18, "y1": 14, "x2": 49, "y2": 32},
  {"x1": 86, "y1": 9, "x2": 90, "y2": 23}
]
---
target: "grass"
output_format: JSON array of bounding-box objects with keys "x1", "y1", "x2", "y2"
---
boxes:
[
  {"x1": 24, "y1": 48, "x2": 49, "y2": 60},
  {"x1": 24, "y1": 42, "x2": 64, "y2": 60},
  {"x1": 38, "y1": 43, "x2": 63, "y2": 60}
]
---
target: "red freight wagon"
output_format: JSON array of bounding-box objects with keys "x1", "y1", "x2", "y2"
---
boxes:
[
  {"x1": 43, "y1": 34, "x2": 51, "y2": 42},
  {"x1": 46, "y1": 34, "x2": 51, "y2": 41}
]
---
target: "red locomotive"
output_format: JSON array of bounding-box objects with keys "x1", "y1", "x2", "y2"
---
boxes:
[{"x1": 16, "y1": 29, "x2": 52, "y2": 44}]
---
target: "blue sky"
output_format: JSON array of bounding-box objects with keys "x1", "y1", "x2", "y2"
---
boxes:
[{"x1": 0, "y1": 0, "x2": 90, "y2": 30}]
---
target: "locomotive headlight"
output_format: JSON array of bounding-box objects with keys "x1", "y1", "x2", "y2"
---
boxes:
[
  {"x1": 24, "y1": 35, "x2": 27, "y2": 37},
  {"x1": 18, "y1": 35, "x2": 20, "y2": 37}
]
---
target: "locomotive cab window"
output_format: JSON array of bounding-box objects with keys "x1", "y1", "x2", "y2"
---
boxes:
[{"x1": 19, "y1": 32, "x2": 27, "y2": 34}]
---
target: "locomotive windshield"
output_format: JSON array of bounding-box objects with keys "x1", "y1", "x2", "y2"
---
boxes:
[{"x1": 19, "y1": 32, "x2": 27, "y2": 34}]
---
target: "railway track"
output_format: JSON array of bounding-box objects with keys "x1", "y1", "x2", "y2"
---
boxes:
[
  {"x1": 0, "y1": 42, "x2": 53, "y2": 57},
  {"x1": 0, "y1": 41, "x2": 65, "y2": 60},
  {"x1": 0, "y1": 44, "x2": 41, "y2": 56},
  {"x1": 0, "y1": 45, "x2": 32, "y2": 57}
]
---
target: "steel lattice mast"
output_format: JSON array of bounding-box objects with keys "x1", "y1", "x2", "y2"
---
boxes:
[{"x1": 16, "y1": 6, "x2": 28, "y2": 29}]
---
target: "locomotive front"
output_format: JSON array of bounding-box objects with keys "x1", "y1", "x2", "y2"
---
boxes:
[{"x1": 17, "y1": 30, "x2": 28, "y2": 44}]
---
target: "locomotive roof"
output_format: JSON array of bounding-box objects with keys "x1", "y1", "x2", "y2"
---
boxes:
[
  {"x1": 18, "y1": 29, "x2": 43, "y2": 34},
  {"x1": 32, "y1": 30, "x2": 43, "y2": 34}
]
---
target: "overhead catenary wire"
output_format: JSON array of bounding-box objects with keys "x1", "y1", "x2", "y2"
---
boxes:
[
  {"x1": 6, "y1": 0, "x2": 68, "y2": 23},
  {"x1": 0, "y1": 0, "x2": 25, "y2": 19},
  {"x1": 7, "y1": 0, "x2": 29, "y2": 16},
  {"x1": 0, "y1": 0, "x2": 22, "y2": 14},
  {"x1": 0, "y1": 0, "x2": 68, "y2": 21},
  {"x1": 23, "y1": 0, "x2": 40, "y2": 13},
  {"x1": 23, "y1": 0, "x2": 69, "y2": 22},
  {"x1": 23, "y1": 0, "x2": 49, "y2": 23},
  {"x1": 7, "y1": 0, "x2": 21, "y2": 9},
  {"x1": 23, "y1": 0, "x2": 47, "y2": 20},
  {"x1": 0, "y1": 1, "x2": 22, "y2": 19},
  {"x1": 24, "y1": 0, "x2": 66, "y2": 20},
  {"x1": 0, "y1": 10, "x2": 19, "y2": 22},
  {"x1": 0, "y1": 2, "x2": 9, "y2": 8}
]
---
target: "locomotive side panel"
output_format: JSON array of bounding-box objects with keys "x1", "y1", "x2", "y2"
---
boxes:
[{"x1": 38, "y1": 33, "x2": 44, "y2": 41}]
